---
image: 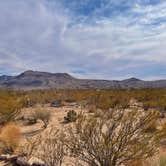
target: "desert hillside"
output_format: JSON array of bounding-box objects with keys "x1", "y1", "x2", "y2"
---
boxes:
[{"x1": 0, "y1": 70, "x2": 166, "y2": 89}]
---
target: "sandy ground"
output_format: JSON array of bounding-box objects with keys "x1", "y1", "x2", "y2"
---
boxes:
[
  {"x1": 20, "y1": 104, "x2": 86, "y2": 133},
  {"x1": 18, "y1": 105, "x2": 87, "y2": 166},
  {"x1": 1, "y1": 104, "x2": 166, "y2": 166}
]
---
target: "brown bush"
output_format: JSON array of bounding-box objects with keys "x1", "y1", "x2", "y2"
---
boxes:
[
  {"x1": 87, "y1": 104, "x2": 97, "y2": 113},
  {"x1": 0, "y1": 124, "x2": 21, "y2": 154}
]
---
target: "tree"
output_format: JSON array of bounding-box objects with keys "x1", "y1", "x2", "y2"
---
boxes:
[{"x1": 66, "y1": 109, "x2": 161, "y2": 166}]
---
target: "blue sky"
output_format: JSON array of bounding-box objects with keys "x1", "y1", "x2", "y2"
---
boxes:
[{"x1": 0, "y1": 0, "x2": 165, "y2": 80}]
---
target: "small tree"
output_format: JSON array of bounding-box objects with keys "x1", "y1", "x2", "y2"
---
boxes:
[{"x1": 67, "y1": 109, "x2": 161, "y2": 166}]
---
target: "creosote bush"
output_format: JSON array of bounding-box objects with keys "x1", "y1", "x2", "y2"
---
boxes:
[
  {"x1": 66, "y1": 109, "x2": 162, "y2": 166},
  {"x1": 0, "y1": 89, "x2": 166, "y2": 111}
]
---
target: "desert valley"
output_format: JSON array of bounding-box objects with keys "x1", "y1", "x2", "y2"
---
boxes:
[
  {"x1": 0, "y1": 0, "x2": 166, "y2": 165},
  {"x1": 0, "y1": 83, "x2": 166, "y2": 166}
]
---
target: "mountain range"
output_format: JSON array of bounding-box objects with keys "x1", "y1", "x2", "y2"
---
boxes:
[{"x1": 0, "y1": 70, "x2": 165, "y2": 90}]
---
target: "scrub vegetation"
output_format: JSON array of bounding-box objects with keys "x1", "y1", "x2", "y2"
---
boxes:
[{"x1": 0, "y1": 89, "x2": 166, "y2": 166}]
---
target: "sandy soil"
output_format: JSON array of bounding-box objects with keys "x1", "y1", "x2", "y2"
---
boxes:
[
  {"x1": 18, "y1": 104, "x2": 87, "y2": 166},
  {"x1": 1, "y1": 104, "x2": 166, "y2": 166}
]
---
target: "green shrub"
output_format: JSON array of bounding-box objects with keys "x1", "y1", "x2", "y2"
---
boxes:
[
  {"x1": 34, "y1": 109, "x2": 50, "y2": 128},
  {"x1": 64, "y1": 110, "x2": 77, "y2": 123}
]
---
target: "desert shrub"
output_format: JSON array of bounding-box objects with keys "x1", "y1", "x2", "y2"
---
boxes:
[
  {"x1": 159, "y1": 121, "x2": 166, "y2": 145},
  {"x1": 87, "y1": 104, "x2": 97, "y2": 113},
  {"x1": 36, "y1": 128, "x2": 65, "y2": 166},
  {"x1": 0, "y1": 97, "x2": 23, "y2": 125},
  {"x1": 34, "y1": 109, "x2": 50, "y2": 128},
  {"x1": 93, "y1": 109, "x2": 104, "y2": 118},
  {"x1": 17, "y1": 136, "x2": 40, "y2": 160},
  {"x1": 0, "y1": 124, "x2": 21, "y2": 154},
  {"x1": 147, "y1": 153, "x2": 166, "y2": 166},
  {"x1": 157, "y1": 156, "x2": 166, "y2": 166},
  {"x1": 19, "y1": 128, "x2": 65, "y2": 166},
  {"x1": 128, "y1": 160, "x2": 143, "y2": 166},
  {"x1": 1, "y1": 89, "x2": 166, "y2": 112},
  {"x1": 66, "y1": 109, "x2": 161, "y2": 166},
  {"x1": 156, "y1": 156, "x2": 166, "y2": 166},
  {"x1": 144, "y1": 121, "x2": 158, "y2": 133},
  {"x1": 26, "y1": 116, "x2": 37, "y2": 125},
  {"x1": 64, "y1": 110, "x2": 77, "y2": 123}
]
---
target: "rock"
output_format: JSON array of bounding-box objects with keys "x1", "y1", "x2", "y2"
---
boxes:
[
  {"x1": 0, "y1": 154, "x2": 45, "y2": 166},
  {"x1": 6, "y1": 154, "x2": 18, "y2": 161},
  {"x1": 28, "y1": 157, "x2": 45, "y2": 166},
  {"x1": 50, "y1": 100, "x2": 62, "y2": 107},
  {"x1": 17, "y1": 157, "x2": 30, "y2": 166},
  {"x1": 0, "y1": 154, "x2": 18, "y2": 165},
  {"x1": 0, "y1": 154, "x2": 7, "y2": 160}
]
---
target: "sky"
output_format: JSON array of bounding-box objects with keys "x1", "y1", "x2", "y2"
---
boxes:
[{"x1": 0, "y1": 0, "x2": 166, "y2": 80}]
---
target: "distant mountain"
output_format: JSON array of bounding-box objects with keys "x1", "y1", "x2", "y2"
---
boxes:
[
  {"x1": 0, "y1": 70, "x2": 165, "y2": 90},
  {"x1": 122, "y1": 77, "x2": 142, "y2": 82}
]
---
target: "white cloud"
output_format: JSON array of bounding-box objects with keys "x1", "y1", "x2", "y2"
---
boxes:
[{"x1": 0, "y1": 0, "x2": 165, "y2": 79}]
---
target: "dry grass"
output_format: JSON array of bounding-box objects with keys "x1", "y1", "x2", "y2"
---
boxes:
[
  {"x1": 33, "y1": 108, "x2": 51, "y2": 128},
  {"x1": 0, "y1": 124, "x2": 21, "y2": 153},
  {"x1": 143, "y1": 151, "x2": 166, "y2": 166}
]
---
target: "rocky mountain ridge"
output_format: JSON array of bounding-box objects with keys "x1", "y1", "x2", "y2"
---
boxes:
[{"x1": 0, "y1": 70, "x2": 165, "y2": 89}]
